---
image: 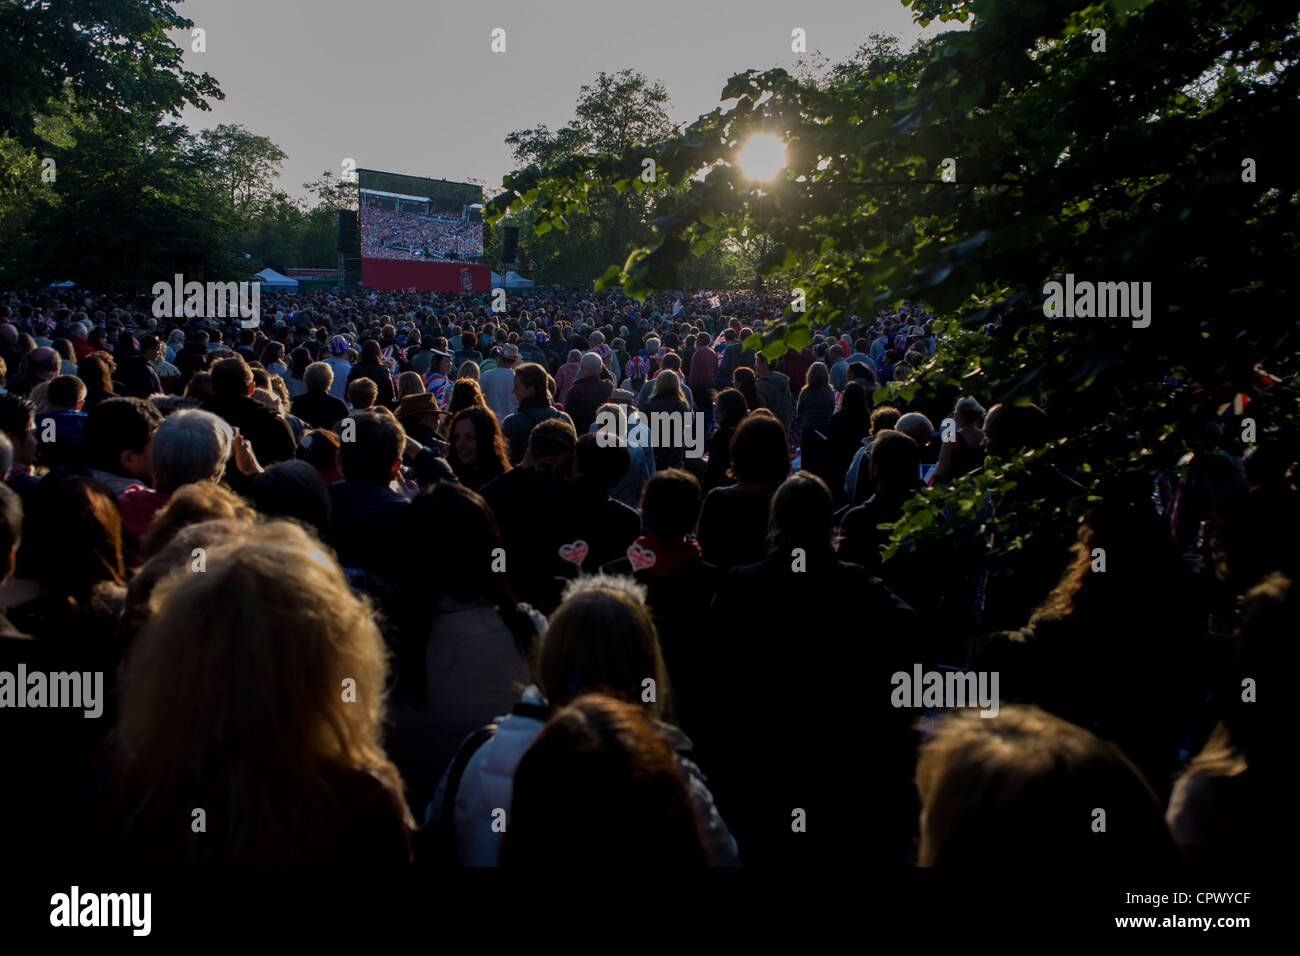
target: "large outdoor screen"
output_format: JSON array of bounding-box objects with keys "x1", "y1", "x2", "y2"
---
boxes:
[{"x1": 357, "y1": 169, "x2": 483, "y2": 263}]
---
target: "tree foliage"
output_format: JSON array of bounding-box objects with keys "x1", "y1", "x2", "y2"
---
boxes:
[
  {"x1": 488, "y1": 0, "x2": 1300, "y2": 575},
  {"x1": 0, "y1": 0, "x2": 221, "y2": 145},
  {"x1": 503, "y1": 69, "x2": 678, "y2": 286},
  {"x1": 0, "y1": 2, "x2": 356, "y2": 288}
]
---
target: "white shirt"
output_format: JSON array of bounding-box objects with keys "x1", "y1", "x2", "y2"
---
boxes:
[
  {"x1": 479, "y1": 366, "x2": 518, "y2": 422},
  {"x1": 324, "y1": 356, "x2": 352, "y2": 400}
]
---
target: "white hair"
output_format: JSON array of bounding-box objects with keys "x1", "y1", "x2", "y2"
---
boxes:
[
  {"x1": 150, "y1": 409, "x2": 233, "y2": 493},
  {"x1": 580, "y1": 351, "x2": 603, "y2": 376}
]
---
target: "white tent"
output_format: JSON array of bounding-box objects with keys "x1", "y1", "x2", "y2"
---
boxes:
[
  {"x1": 252, "y1": 268, "x2": 299, "y2": 288},
  {"x1": 490, "y1": 270, "x2": 534, "y2": 289}
]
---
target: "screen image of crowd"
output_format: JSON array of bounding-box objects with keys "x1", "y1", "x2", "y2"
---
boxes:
[
  {"x1": 360, "y1": 205, "x2": 483, "y2": 262},
  {"x1": 0, "y1": 284, "x2": 1282, "y2": 870}
]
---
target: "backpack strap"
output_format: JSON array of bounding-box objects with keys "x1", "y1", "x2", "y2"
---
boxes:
[
  {"x1": 510, "y1": 701, "x2": 551, "y2": 722},
  {"x1": 438, "y1": 723, "x2": 498, "y2": 861}
]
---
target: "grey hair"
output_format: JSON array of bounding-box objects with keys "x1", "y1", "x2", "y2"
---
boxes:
[
  {"x1": 304, "y1": 361, "x2": 333, "y2": 392},
  {"x1": 150, "y1": 409, "x2": 233, "y2": 493},
  {"x1": 580, "y1": 351, "x2": 603, "y2": 376}
]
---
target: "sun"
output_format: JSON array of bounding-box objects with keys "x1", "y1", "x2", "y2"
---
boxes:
[{"x1": 736, "y1": 134, "x2": 787, "y2": 182}]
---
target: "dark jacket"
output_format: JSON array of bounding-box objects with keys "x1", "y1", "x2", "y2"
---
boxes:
[
  {"x1": 600, "y1": 553, "x2": 721, "y2": 738},
  {"x1": 202, "y1": 395, "x2": 296, "y2": 466},
  {"x1": 697, "y1": 484, "x2": 773, "y2": 571},
  {"x1": 292, "y1": 390, "x2": 351, "y2": 431},
  {"x1": 327, "y1": 481, "x2": 409, "y2": 581},
  {"x1": 756, "y1": 371, "x2": 792, "y2": 435},
  {"x1": 114, "y1": 355, "x2": 163, "y2": 398},
  {"x1": 563, "y1": 376, "x2": 613, "y2": 436},
  {"x1": 480, "y1": 468, "x2": 572, "y2": 612},
  {"x1": 453, "y1": 349, "x2": 483, "y2": 369},
  {"x1": 838, "y1": 489, "x2": 917, "y2": 576},
  {"x1": 347, "y1": 362, "x2": 397, "y2": 408},
  {"x1": 720, "y1": 342, "x2": 754, "y2": 381},
  {"x1": 501, "y1": 398, "x2": 572, "y2": 464},
  {"x1": 518, "y1": 343, "x2": 547, "y2": 367},
  {"x1": 700, "y1": 556, "x2": 919, "y2": 866}
]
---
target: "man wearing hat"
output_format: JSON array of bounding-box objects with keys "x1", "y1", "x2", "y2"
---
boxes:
[
  {"x1": 396, "y1": 390, "x2": 446, "y2": 448},
  {"x1": 480, "y1": 342, "x2": 520, "y2": 423}
]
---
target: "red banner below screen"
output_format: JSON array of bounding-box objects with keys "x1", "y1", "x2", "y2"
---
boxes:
[{"x1": 361, "y1": 259, "x2": 492, "y2": 292}]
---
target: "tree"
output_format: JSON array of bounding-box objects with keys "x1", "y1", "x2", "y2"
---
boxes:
[
  {"x1": 15, "y1": 112, "x2": 237, "y2": 288},
  {"x1": 193, "y1": 124, "x2": 288, "y2": 214},
  {"x1": 0, "y1": 0, "x2": 221, "y2": 146},
  {"x1": 303, "y1": 170, "x2": 357, "y2": 211},
  {"x1": 503, "y1": 70, "x2": 677, "y2": 286},
  {"x1": 488, "y1": 0, "x2": 1300, "y2": 584}
]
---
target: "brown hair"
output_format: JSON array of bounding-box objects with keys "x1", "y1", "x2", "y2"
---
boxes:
[
  {"x1": 916, "y1": 705, "x2": 1177, "y2": 867},
  {"x1": 346, "y1": 376, "x2": 378, "y2": 410},
  {"x1": 502, "y1": 694, "x2": 706, "y2": 867},
  {"x1": 537, "y1": 574, "x2": 671, "y2": 720},
  {"x1": 16, "y1": 473, "x2": 125, "y2": 603},
  {"x1": 448, "y1": 405, "x2": 511, "y2": 487},
  {"x1": 447, "y1": 378, "x2": 486, "y2": 417}
]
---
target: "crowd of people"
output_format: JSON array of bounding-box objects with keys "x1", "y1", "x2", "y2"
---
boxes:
[
  {"x1": 360, "y1": 205, "x2": 482, "y2": 261},
  {"x1": 0, "y1": 281, "x2": 1285, "y2": 869}
]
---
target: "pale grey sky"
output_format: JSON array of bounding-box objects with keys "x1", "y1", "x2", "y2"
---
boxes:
[{"x1": 172, "y1": 0, "x2": 955, "y2": 198}]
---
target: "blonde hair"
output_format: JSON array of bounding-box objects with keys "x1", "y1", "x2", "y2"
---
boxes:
[
  {"x1": 115, "y1": 520, "x2": 410, "y2": 859},
  {"x1": 121, "y1": 518, "x2": 252, "y2": 645},
  {"x1": 651, "y1": 368, "x2": 685, "y2": 403},
  {"x1": 396, "y1": 371, "x2": 425, "y2": 399},
  {"x1": 139, "y1": 481, "x2": 257, "y2": 560},
  {"x1": 251, "y1": 387, "x2": 281, "y2": 415}
]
